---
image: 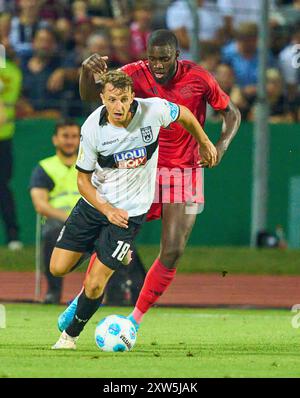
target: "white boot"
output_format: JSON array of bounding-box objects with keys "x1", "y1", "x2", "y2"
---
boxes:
[{"x1": 51, "y1": 331, "x2": 78, "y2": 350}]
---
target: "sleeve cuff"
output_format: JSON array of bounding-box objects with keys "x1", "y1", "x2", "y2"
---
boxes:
[
  {"x1": 76, "y1": 165, "x2": 95, "y2": 173},
  {"x1": 174, "y1": 105, "x2": 180, "y2": 122}
]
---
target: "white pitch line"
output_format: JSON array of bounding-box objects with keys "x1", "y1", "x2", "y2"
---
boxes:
[{"x1": 158, "y1": 312, "x2": 291, "y2": 319}]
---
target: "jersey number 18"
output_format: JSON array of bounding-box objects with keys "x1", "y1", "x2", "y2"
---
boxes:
[{"x1": 112, "y1": 240, "x2": 131, "y2": 261}]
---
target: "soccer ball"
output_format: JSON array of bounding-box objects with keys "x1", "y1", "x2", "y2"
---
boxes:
[{"x1": 95, "y1": 315, "x2": 137, "y2": 352}]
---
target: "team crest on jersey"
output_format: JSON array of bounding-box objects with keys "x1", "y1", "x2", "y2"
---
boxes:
[
  {"x1": 140, "y1": 126, "x2": 153, "y2": 143},
  {"x1": 114, "y1": 147, "x2": 147, "y2": 169}
]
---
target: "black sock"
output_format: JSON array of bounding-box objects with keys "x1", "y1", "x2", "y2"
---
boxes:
[{"x1": 66, "y1": 290, "x2": 103, "y2": 337}]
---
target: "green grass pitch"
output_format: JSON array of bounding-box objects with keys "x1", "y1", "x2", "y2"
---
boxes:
[{"x1": 1, "y1": 304, "x2": 300, "y2": 378}]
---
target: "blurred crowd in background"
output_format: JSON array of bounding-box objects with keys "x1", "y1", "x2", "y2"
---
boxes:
[{"x1": 0, "y1": 0, "x2": 300, "y2": 122}]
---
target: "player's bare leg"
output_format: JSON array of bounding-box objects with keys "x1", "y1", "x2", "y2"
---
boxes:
[
  {"x1": 58, "y1": 203, "x2": 198, "y2": 331},
  {"x1": 128, "y1": 202, "x2": 197, "y2": 328},
  {"x1": 56, "y1": 249, "x2": 133, "y2": 332},
  {"x1": 50, "y1": 248, "x2": 84, "y2": 277},
  {"x1": 159, "y1": 202, "x2": 197, "y2": 268},
  {"x1": 65, "y1": 256, "x2": 113, "y2": 337},
  {"x1": 52, "y1": 256, "x2": 114, "y2": 349}
]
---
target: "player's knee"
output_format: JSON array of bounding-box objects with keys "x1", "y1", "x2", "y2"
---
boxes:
[
  {"x1": 85, "y1": 279, "x2": 105, "y2": 299},
  {"x1": 50, "y1": 261, "x2": 67, "y2": 277},
  {"x1": 50, "y1": 264, "x2": 66, "y2": 276},
  {"x1": 160, "y1": 245, "x2": 185, "y2": 267}
]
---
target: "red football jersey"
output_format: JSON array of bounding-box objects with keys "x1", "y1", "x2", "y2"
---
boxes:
[{"x1": 121, "y1": 60, "x2": 230, "y2": 168}]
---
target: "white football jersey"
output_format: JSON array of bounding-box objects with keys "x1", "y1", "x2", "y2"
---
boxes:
[{"x1": 76, "y1": 97, "x2": 180, "y2": 216}]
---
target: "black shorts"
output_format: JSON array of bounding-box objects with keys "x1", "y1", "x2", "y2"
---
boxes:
[{"x1": 55, "y1": 198, "x2": 146, "y2": 271}]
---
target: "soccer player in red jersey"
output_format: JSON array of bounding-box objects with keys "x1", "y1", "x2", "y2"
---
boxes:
[{"x1": 58, "y1": 30, "x2": 240, "y2": 332}]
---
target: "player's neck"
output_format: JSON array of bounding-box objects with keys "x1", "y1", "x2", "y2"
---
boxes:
[{"x1": 56, "y1": 151, "x2": 77, "y2": 167}]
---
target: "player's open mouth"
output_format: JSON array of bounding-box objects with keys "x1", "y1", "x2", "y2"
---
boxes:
[
  {"x1": 154, "y1": 72, "x2": 165, "y2": 79},
  {"x1": 113, "y1": 112, "x2": 123, "y2": 118}
]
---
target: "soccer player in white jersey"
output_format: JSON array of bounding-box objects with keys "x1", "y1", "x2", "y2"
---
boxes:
[{"x1": 50, "y1": 70, "x2": 217, "y2": 349}]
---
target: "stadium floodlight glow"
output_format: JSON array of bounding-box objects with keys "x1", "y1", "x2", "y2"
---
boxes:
[{"x1": 0, "y1": 44, "x2": 6, "y2": 68}]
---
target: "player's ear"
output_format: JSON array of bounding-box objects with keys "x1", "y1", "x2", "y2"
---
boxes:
[
  {"x1": 100, "y1": 93, "x2": 104, "y2": 103},
  {"x1": 52, "y1": 134, "x2": 57, "y2": 147},
  {"x1": 128, "y1": 89, "x2": 135, "y2": 104}
]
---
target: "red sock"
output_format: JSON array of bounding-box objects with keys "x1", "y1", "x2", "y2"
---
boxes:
[
  {"x1": 134, "y1": 258, "x2": 176, "y2": 317},
  {"x1": 79, "y1": 253, "x2": 97, "y2": 294},
  {"x1": 85, "y1": 253, "x2": 97, "y2": 279}
]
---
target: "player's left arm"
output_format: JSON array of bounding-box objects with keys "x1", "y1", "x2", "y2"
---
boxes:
[
  {"x1": 159, "y1": 99, "x2": 218, "y2": 167},
  {"x1": 177, "y1": 105, "x2": 218, "y2": 168},
  {"x1": 205, "y1": 71, "x2": 241, "y2": 166},
  {"x1": 216, "y1": 100, "x2": 241, "y2": 165}
]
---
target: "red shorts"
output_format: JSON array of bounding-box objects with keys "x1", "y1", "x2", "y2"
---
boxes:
[{"x1": 146, "y1": 167, "x2": 204, "y2": 221}]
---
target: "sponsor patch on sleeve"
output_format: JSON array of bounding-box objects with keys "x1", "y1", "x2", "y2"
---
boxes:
[{"x1": 167, "y1": 101, "x2": 180, "y2": 121}]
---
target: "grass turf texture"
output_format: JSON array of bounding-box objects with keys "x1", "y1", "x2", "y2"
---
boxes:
[
  {"x1": 1, "y1": 245, "x2": 300, "y2": 275},
  {"x1": 1, "y1": 304, "x2": 300, "y2": 378}
]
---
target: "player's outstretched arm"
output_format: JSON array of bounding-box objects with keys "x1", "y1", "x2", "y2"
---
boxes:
[
  {"x1": 79, "y1": 54, "x2": 108, "y2": 101},
  {"x1": 215, "y1": 100, "x2": 241, "y2": 165},
  {"x1": 77, "y1": 171, "x2": 129, "y2": 228},
  {"x1": 177, "y1": 105, "x2": 218, "y2": 168},
  {"x1": 30, "y1": 188, "x2": 69, "y2": 222}
]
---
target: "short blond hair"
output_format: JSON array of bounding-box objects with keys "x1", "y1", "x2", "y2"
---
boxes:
[
  {"x1": 100, "y1": 70, "x2": 134, "y2": 93},
  {"x1": 236, "y1": 22, "x2": 258, "y2": 39}
]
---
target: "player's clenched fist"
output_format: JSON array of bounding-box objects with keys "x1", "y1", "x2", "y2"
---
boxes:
[
  {"x1": 104, "y1": 206, "x2": 129, "y2": 229},
  {"x1": 199, "y1": 140, "x2": 218, "y2": 168},
  {"x1": 81, "y1": 53, "x2": 109, "y2": 76}
]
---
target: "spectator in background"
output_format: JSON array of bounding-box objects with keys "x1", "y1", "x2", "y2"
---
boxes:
[
  {"x1": 217, "y1": 0, "x2": 277, "y2": 40},
  {"x1": 64, "y1": 19, "x2": 94, "y2": 68},
  {"x1": 75, "y1": 31, "x2": 120, "y2": 115},
  {"x1": 111, "y1": 26, "x2": 135, "y2": 67},
  {"x1": 208, "y1": 63, "x2": 248, "y2": 121},
  {"x1": 279, "y1": 21, "x2": 300, "y2": 103},
  {"x1": 130, "y1": 1, "x2": 153, "y2": 60},
  {"x1": 19, "y1": 28, "x2": 64, "y2": 118},
  {"x1": 272, "y1": 0, "x2": 300, "y2": 29},
  {"x1": 166, "y1": 0, "x2": 223, "y2": 60},
  {"x1": 47, "y1": 20, "x2": 95, "y2": 116},
  {"x1": 72, "y1": 0, "x2": 89, "y2": 23},
  {"x1": 151, "y1": 0, "x2": 170, "y2": 29},
  {"x1": 9, "y1": 0, "x2": 49, "y2": 58},
  {"x1": 0, "y1": 41, "x2": 23, "y2": 250},
  {"x1": 222, "y1": 22, "x2": 276, "y2": 105},
  {"x1": 249, "y1": 68, "x2": 295, "y2": 123},
  {"x1": 84, "y1": 0, "x2": 108, "y2": 17},
  {"x1": 84, "y1": 32, "x2": 113, "y2": 63},
  {"x1": 214, "y1": 64, "x2": 250, "y2": 120},
  {"x1": 0, "y1": 0, "x2": 16, "y2": 13},
  {"x1": 0, "y1": 12, "x2": 11, "y2": 43},
  {"x1": 83, "y1": 31, "x2": 120, "y2": 81},
  {"x1": 30, "y1": 119, "x2": 81, "y2": 304},
  {"x1": 55, "y1": 17, "x2": 75, "y2": 55},
  {"x1": 39, "y1": 0, "x2": 70, "y2": 24},
  {"x1": 199, "y1": 42, "x2": 221, "y2": 74},
  {"x1": 59, "y1": 29, "x2": 118, "y2": 116},
  {"x1": 90, "y1": 0, "x2": 131, "y2": 29},
  {"x1": 269, "y1": 23, "x2": 290, "y2": 58}
]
